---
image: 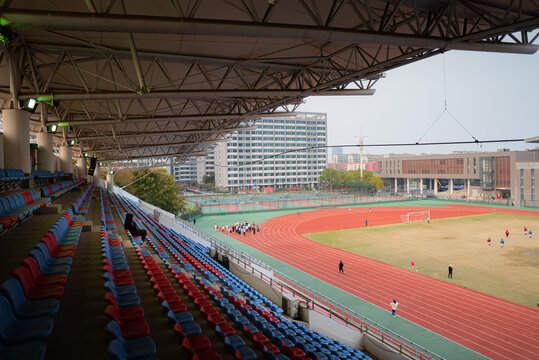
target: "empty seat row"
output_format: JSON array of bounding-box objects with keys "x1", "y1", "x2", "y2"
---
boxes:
[
  {"x1": 0, "y1": 186, "x2": 94, "y2": 359},
  {"x1": 31, "y1": 170, "x2": 55, "y2": 179},
  {"x1": 100, "y1": 189, "x2": 116, "y2": 230},
  {"x1": 101, "y1": 227, "x2": 157, "y2": 360},
  {"x1": 41, "y1": 179, "x2": 83, "y2": 200},
  {"x1": 0, "y1": 169, "x2": 31, "y2": 181},
  {"x1": 0, "y1": 190, "x2": 51, "y2": 231},
  {"x1": 72, "y1": 186, "x2": 93, "y2": 216}
]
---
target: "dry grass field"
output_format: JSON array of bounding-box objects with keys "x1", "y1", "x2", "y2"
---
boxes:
[{"x1": 306, "y1": 212, "x2": 539, "y2": 308}]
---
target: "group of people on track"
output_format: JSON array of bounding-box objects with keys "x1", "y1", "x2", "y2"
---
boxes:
[{"x1": 215, "y1": 221, "x2": 260, "y2": 236}]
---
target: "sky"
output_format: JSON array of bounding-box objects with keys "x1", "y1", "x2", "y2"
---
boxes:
[{"x1": 298, "y1": 48, "x2": 539, "y2": 156}]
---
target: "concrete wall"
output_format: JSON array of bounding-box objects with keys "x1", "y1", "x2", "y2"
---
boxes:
[
  {"x1": 305, "y1": 309, "x2": 364, "y2": 350},
  {"x1": 363, "y1": 333, "x2": 408, "y2": 360},
  {"x1": 228, "y1": 258, "x2": 282, "y2": 306}
]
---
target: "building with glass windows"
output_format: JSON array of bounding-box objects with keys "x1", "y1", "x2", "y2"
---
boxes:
[
  {"x1": 214, "y1": 112, "x2": 327, "y2": 191},
  {"x1": 170, "y1": 153, "x2": 214, "y2": 184},
  {"x1": 376, "y1": 149, "x2": 539, "y2": 206}
]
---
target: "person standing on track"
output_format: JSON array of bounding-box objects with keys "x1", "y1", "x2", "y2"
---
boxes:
[
  {"x1": 390, "y1": 300, "x2": 399, "y2": 317},
  {"x1": 365, "y1": 219, "x2": 368, "y2": 227},
  {"x1": 448, "y1": 264, "x2": 453, "y2": 279},
  {"x1": 338, "y1": 260, "x2": 344, "y2": 274},
  {"x1": 505, "y1": 229, "x2": 509, "y2": 238},
  {"x1": 349, "y1": 208, "x2": 351, "y2": 214}
]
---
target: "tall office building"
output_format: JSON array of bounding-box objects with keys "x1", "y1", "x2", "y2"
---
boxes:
[
  {"x1": 214, "y1": 112, "x2": 327, "y2": 191},
  {"x1": 331, "y1": 147, "x2": 343, "y2": 162},
  {"x1": 170, "y1": 159, "x2": 197, "y2": 183},
  {"x1": 170, "y1": 152, "x2": 215, "y2": 183}
]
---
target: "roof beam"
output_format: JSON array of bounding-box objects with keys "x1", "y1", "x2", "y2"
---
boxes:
[
  {"x1": 107, "y1": 151, "x2": 208, "y2": 162},
  {"x1": 21, "y1": 89, "x2": 375, "y2": 101},
  {"x1": 88, "y1": 139, "x2": 218, "y2": 154},
  {"x1": 3, "y1": 10, "x2": 538, "y2": 54},
  {"x1": 71, "y1": 126, "x2": 255, "y2": 140},
  {"x1": 44, "y1": 112, "x2": 289, "y2": 126},
  {"x1": 28, "y1": 42, "x2": 309, "y2": 72}
]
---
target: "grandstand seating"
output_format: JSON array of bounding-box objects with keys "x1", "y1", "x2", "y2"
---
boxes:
[
  {"x1": 31, "y1": 170, "x2": 55, "y2": 179},
  {"x1": 0, "y1": 184, "x2": 94, "y2": 359},
  {"x1": 0, "y1": 190, "x2": 52, "y2": 231},
  {"x1": 110, "y1": 191, "x2": 372, "y2": 360},
  {"x1": 0, "y1": 169, "x2": 33, "y2": 191},
  {"x1": 101, "y1": 224, "x2": 157, "y2": 359},
  {"x1": 1, "y1": 184, "x2": 371, "y2": 359},
  {"x1": 100, "y1": 188, "x2": 116, "y2": 230},
  {"x1": 0, "y1": 169, "x2": 31, "y2": 181},
  {"x1": 41, "y1": 179, "x2": 83, "y2": 200}
]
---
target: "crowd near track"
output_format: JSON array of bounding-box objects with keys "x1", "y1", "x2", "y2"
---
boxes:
[{"x1": 222, "y1": 205, "x2": 539, "y2": 360}]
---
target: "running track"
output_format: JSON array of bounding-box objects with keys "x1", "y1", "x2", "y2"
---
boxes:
[{"x1": 222, "y1": 205, "x2": 539, "y2": 360}]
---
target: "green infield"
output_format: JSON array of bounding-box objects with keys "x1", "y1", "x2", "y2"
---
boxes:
[{"x1": 305, "y1": 212, "x2": 539, "y2": 308}]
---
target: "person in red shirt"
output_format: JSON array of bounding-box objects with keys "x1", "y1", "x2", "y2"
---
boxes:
[
  {"x1": 505, "y1": 229, "x2": 509, "y2": 238},
  {"x1": 487, "y1": 237, "x2": 491, "y2": 246}
]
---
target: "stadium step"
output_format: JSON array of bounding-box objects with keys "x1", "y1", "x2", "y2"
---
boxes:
[
  {"x1": 110, "y1": 207, "x2": 188, "y2": 360},
  {"x1": 0, "y1": 189, "x2": 84, "y2": 285},
  {"x1": 44, "y1": 193, "x2": 107, "y2": 359}
]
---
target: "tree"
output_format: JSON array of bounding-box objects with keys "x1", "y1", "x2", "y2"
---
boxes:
[
  {"x1": 319, "y1": 168, "x2": 384, "y2": 191},
  {"x1": 202, "y1": 172, "x2": 215, "y2": 185},
  {"x1": 114, "y1": 170, "x2": 134, "y2": 188},
  {"x1": 125, "y1": 169, "x2": 187, "y2": 215}
]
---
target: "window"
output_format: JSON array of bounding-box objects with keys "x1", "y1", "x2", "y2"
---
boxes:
[{"x1": 521, "y1": 169, "x2": 524, "y2": 177}]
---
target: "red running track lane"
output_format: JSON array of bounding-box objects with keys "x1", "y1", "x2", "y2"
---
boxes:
[{"x1": 221, "y1": 205, "x2": 539, "y2": 360}]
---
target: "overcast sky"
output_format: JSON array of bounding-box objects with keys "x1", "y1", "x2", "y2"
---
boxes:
[{"x1": 298, "y1": 49, "x2": 539, "y2": 155}]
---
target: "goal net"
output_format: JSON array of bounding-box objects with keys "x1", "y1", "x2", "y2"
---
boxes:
[{"x1": 400, "y1": 211, "x2": 430, "y2": 224}]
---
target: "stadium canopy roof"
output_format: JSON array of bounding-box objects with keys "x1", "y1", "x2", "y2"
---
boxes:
[{"x1": 0, "y1": 0, "x2": 537, "y2": 168}]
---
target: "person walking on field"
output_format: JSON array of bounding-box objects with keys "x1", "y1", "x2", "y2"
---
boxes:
[
  {"x1": 524, "y1": 226, "x2": 528, "y2": 236},
  {"x1": 529, "y1": 230, "x2": 533, "y2": 239},
  {"x1": 390, "y1": 300, "x2": 399, "y2": 317},
  {"x1": 448, "y1": 264, "x2": 453, "y2": 279},
  {"x1": 338, "y1": 260, "x2": 344, "y2": 274},
  {"x1": 487, "y1": 237, "x2": 491, "y2": 246},
  {"x1": 500, "y1": 238, "x2": 505, "y2": 248},
  {"x1": 505, "y1": 229, "x2": 509, "y2": 238}
]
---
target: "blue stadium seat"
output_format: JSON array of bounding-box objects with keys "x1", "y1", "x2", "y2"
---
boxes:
[
  {"x1": 0, "y1": 296, "x2": 54, "y2": 344},
  {"x1": 0, "y1": 279, "x2": 59, "y2": 319}
]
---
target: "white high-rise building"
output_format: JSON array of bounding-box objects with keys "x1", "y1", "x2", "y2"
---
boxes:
[
  {"x1": 170, "y1": 159, "x2": 197, "y2": 183},
  {"x1": 214, "y1": 112, "x2": 327, "y2": 191},
  {"x1": 171, "y1": 153, "x2": 215, "y2": 183}
]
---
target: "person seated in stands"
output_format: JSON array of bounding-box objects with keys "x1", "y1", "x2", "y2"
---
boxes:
[{"x1": 124, "y1": 213, "x2": 147, "y2": 243}]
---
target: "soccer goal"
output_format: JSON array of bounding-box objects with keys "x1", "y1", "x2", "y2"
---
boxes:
[{"x1": 400, "y1": 211, "x2": 430, "y2": 224}]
